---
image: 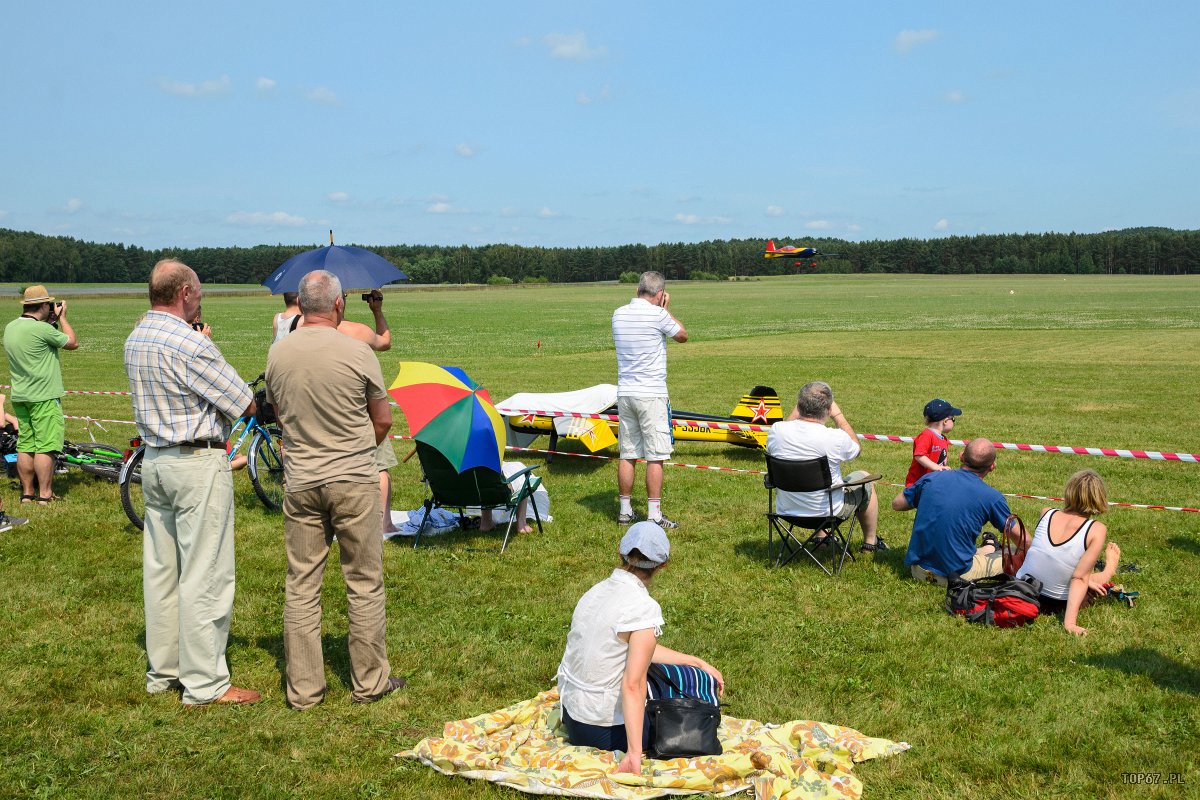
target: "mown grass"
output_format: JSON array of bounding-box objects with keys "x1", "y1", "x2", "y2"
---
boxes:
[{"x1": 1, "y1": 274, "x2": 1198, "y2": 799}]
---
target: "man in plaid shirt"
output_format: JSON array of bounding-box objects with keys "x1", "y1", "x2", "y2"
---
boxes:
[{"x1": 124, "y1": 259, "x2": 259, "y2": 706}]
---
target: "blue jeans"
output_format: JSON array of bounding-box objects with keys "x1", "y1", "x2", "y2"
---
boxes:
[{"x1": 561, "y1": 704, "x2": 649, "y2": 752}]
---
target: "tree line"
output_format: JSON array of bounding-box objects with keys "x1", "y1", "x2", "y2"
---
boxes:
[{"x1": 0, "y1": 226, "x2": 1196, "y2": 287}]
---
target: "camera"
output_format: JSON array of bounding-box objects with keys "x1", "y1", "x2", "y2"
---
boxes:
[
  {"x1": 47, "y1": 302, "x2": 63, "y2": 326},
  {"x1": 192, "y1": 321, "x2": 205, "y2": 332},
  {"x1": 361, "y1": 290, "x2": 382, "y2": 302},
  {"x1": 361, "y1": 293, "x2": 372, "y2": 302}
]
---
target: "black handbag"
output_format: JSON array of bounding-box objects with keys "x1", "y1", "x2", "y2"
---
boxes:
[{"x1": 645, "y1": 665, "x2": 722, "y2": 759}]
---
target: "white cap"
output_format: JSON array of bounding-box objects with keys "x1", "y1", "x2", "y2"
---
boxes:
[{"x1": 620, "y1": 521, "x2": 671, "y2": 568}]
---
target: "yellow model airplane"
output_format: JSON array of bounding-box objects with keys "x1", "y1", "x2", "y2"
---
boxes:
[{"x1": 497, "y1": 385, "x2": 783, "y2": 455}]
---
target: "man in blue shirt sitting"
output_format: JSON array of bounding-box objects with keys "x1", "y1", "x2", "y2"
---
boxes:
[{"x1": 892, "y1": 438, "x2": 1019, "y2": 586}]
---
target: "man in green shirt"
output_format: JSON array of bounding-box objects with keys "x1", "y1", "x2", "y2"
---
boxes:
[{"x1": 3, "y1": 286, "x2": 78, "y2": 504}]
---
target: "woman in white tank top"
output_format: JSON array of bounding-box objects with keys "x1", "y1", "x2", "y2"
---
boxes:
[{"x1": 1014, "y1": 470, "x2": 1119, "y2": 636}]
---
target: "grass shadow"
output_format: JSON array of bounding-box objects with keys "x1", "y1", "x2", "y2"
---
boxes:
[
  {"x1": 575, "y1": 490, "x2": 617, "y2": 518},
  {"x1": 256, "y1": 633, "x2": 354, "y2": 695},
  {"x1": 1166, "y1": 534, "x2": 1200, "y2": 556},
  {"x1": 1082, "y1": 647, "x2": 1200, "y2": 696}
]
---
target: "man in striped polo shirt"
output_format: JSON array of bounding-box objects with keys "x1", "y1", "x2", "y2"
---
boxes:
[{"x1": 611, "y1": 271, "x2": 688, "y2": 528}]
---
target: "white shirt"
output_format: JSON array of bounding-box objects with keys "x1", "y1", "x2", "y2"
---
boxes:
[
  {"x1": 557, "y1": 569, "x2": 664, "y2": 726},
  {"x1": 612, "y1": 298, "x2": 681, "y2": 398},
  {"x1": 765, "y1": 418, "x2": 861, "y2": 517},
  {"x1": 1016, "y1": 510, "x2": 1095, "y2": 600}
]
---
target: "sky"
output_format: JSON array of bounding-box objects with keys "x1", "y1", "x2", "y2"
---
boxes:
[{"x1": 2, "y1": 1, "x2": 1198, "y2": 250}]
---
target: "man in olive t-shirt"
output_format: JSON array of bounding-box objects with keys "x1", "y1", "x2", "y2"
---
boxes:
[
  {"x1": 2, "y1": 285, "x2": 78, "y2": 503},
  {"x1": 265, "y1": 269, "x2": 403, "y2": 709}
]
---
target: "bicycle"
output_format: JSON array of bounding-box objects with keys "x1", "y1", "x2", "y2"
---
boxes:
[
  {"x1": 1, "y1": 425, "x2": 126, "y2": 484},
  {"x1": 59, "y1": 440, "x2": 128, "y2": 481},
  {"x1": 119, "y1": 374, "x2": 285, "y2": 530}
]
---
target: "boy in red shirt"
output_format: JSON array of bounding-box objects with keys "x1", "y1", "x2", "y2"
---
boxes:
[{"x1": 905, "y1": 399, "x2": 961, "y2": 487}]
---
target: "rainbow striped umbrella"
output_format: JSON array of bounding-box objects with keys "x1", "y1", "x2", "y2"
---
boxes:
[{"x1": 388, "y1": 362, "x2": 505, "y2": 473}]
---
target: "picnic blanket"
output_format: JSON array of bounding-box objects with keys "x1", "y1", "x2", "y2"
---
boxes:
[{"x1": 398, "y1": 688, "x2": 908, "y2": 800}]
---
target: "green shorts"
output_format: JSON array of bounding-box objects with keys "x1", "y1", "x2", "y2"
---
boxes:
[{"x1": 13, "y1": 399, "x2": 65, "y2": 454}]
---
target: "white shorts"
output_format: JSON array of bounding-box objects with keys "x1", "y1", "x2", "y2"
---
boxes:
[{"x1": 617, "y1": 396, "x2": 673, "y2": 462}]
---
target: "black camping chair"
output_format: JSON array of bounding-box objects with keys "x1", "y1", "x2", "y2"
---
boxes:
[
  {"x1": 412, "y1": 441, "x2": 542, "y2": 554},
  {"x1": 764, "y1": 454, "x2": 881, "y2": 574}
]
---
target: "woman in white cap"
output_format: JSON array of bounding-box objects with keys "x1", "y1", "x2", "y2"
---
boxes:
[{"x1": 556, "y1": 521, "x2": 724, "y2": 774}]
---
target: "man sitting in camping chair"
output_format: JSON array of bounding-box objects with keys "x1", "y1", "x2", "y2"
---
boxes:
[{"x1": 765, "y1": 382, "x2": 883, "y2": 565}]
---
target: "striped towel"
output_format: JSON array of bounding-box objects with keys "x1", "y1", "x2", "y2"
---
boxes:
[{"x1": 646, "y1": 663, "x2": 719, "y2": 706}]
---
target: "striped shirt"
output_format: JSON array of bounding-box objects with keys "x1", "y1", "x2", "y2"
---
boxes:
[
  {"x1": 611, "y1": 298, "x2": 681, "y2": 397},
  {"x1": 124, "y1": 311, "x2": 253, "y2": 447}
]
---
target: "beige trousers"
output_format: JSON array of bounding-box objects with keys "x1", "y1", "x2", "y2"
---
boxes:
[
  {"x1": 142, "y1": 446, "x2": 236, "y2": 705},
  {"x1": 911, "y1": 548, "x2": 1004, "y2": 587},
  {"x1": 283, "y1": 480, "x2": 390, "y2": 709}
]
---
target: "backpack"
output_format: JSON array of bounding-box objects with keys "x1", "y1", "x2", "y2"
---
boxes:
[{"x1": 945, "y1": 573, "x2": 1042, "y2": 628}]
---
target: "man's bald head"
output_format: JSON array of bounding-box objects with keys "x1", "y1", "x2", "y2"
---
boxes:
[
  {"x1": 960, "y1": 437, "x2": 996, "y2": 473},
  {"x1": 149, "y1": 259, "x2": 198, "y2": 307}
]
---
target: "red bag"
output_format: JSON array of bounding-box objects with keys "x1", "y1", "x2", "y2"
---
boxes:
[{"x1": 945, "y1": 573, "x2": 1042, "y2": 628}]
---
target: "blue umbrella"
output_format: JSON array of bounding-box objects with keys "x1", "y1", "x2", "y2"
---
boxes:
[{"x1": 262, "y1": 235, "x2": 407, "y2": 294}]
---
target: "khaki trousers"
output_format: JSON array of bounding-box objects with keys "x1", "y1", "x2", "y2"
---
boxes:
[
  {"x1": 142, "y1": 446, "x2": 235, "y2": 704},
  {"x1": 911, "y1": 548, "x2": 1004, "y2": 587},
  {"x1": 283, "y1": 480, "x2": 389, "y2": 709}
]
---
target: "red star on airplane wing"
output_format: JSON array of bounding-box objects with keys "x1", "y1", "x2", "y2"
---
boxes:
[{"x1": 750, "y1": 400, "x2": 770, "y2": 423}]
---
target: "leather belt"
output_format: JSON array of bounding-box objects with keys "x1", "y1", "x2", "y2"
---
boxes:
[{"x1": 174, "y1": 440, "x2": 225, "y2": 449}]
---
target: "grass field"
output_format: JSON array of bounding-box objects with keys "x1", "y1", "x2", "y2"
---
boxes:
[{"x1": 2, "y1": 274, "x2": 1197, "y2": 799}]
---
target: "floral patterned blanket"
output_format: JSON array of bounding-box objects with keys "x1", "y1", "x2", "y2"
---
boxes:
[{"x1": 398, "y1": 689, "x2": 909, "y2": 799}]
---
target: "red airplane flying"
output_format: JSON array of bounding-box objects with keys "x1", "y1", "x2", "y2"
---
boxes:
[{"x1": 763, "y1": 239, "x2": 820, "y2": 260}]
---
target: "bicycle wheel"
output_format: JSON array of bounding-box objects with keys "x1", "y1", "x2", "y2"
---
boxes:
[
  {"x1": 119, "y1": 447, "x2": 146, "y2": 530},
  {"x1": 74, "y1": 442, "x2": 126, "y2": 482},
  {"x1": 248, "y1": 426, "x2": 284, "y2": 511}
]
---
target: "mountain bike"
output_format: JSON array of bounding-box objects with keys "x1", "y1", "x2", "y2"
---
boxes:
[{"x1": 118, "y1": 375, "x2": 284, "y2": 530}]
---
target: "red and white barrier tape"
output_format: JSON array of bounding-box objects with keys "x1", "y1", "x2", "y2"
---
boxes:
[
  {"x1": 861, "y1": 433, "x2": 1199, "y2": 464},
  {"x1": 881, "y1": 482, "x2": 1199, "y2": 514},
  {"x1": 18, "y1": 389, "x2": 1199, "y2": 462},
  {"x1": 497, "y1": 407, "x2": 771, "y2": 435},
  {"x1": 0, "y1": 384, "x2": 133, "y2": 397},
  {"x1": 58, "y1": 421, "x2": 1197, "y2": 512}
]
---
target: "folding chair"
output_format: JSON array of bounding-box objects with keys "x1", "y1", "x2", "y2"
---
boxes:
[
  {"x1": 764, "y1": 454, "x2": 881, "y2": 574},
  {"x1": 412, "y1": 442, "x2": 543, "y2": 554}
]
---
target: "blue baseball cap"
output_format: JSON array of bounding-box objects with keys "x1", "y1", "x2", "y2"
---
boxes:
[
  {"x1": 924, "y1": 398, "x2": 962, "y2": 422},
  {"x1": 620, "y1": 521, "x2": 671, "y2": 568}
]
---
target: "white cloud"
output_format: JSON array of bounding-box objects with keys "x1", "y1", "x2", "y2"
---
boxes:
[
  {"x1": 256, "y1": 77, "x2": 277, "y2": 92},
  {"x1": 578, "y1": 85, "x2": 613, "y2": 105},
  {"x1": 455, "y1": 143, "x2": 476, "y2": 158},
  {"x1": 674, "y1": 213, "x2": 731, "y2": 225},
  {"x1": 537, "y1": 207, "x2": 560, "y2": 218},
  {"x1": 0, "y1": 210, "x2": 9, "y2": 221},
  {"x1": 158, "y1": 74, "x2": 232, "y2": 97},
  {"x1": 428, "y1": 193, "x2": 450, "y2": 203},
  {"x1": 944, "y1": 89, "x2": 968, "y2": 104},
  {"x1": 934, "y1": 218, "x2": 949, "y2": 231},
  {"x1": 307, "y1": 86, "x2": 339, "y2": 106},
  {"x1": 846, "y1": 223, "x2": 863, "y2": 232},
  {"x1": 766, "y1": 205, "x2": 785, "y2": 217},
  {"x1": 514, "y1": 36, "x2": 532, "y2": 47},
  {"x1": 427, "y1": 201, "x2": 468, "y2": 214},
  {"x1": 804, "y1": 219, "x2": 832, "y2": 230},
  {"x1": 545, "y1": 32, "x2": 607, "y2": 62},
  {"x1": 65, "y1": 198, "x2": 84, "y2": 214},
  {"x1": 500, "y1": 207, "x2": 519, "y2": 217},
  {"x1": 894, "y1": 29, "x2": 939, "y2": 54},
  {"x1": 328, "y1": 191, "x2": 349, "y2": 203},
  {"x1": 226, "y1": 210, "x2": 309, "y2": 227}
]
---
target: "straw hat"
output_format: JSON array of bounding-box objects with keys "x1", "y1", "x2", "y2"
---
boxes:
[{"x1": 21, "y1": 285, "x2": 55, "y2": 304}]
